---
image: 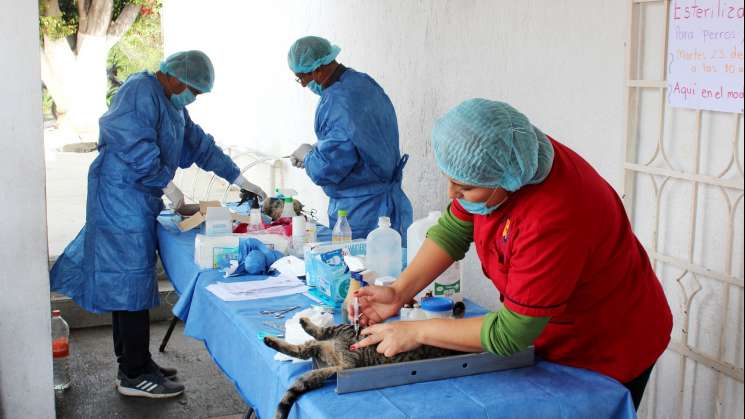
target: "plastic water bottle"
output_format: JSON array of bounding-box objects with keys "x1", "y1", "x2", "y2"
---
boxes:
[
  {"x1": 305, "y1": 218, "x2": 317, "y2": 243},
  {"x1": 407, "y1": 211, "x2": 462, "y2": 302},
  {"x1": 332, "y1": 210, "x2": 352, "y2": 243},
  {"x1": 51, "y1": 309, "x2": 71, "y2": 391},
  {"x1": 366, "y1": 216, "x2": 402, "y2": 278}
]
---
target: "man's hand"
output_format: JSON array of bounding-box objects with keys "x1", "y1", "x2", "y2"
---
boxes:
[
  {"x1": 290, "y1": 143, "x2": 314, "y2": 168},
  {"x1": 234, "y1": 174, "x2": 267, "y2": 200}
]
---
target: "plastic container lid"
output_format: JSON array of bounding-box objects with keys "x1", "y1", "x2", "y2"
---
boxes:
[
  {"x1": 421, "y1": 297, "x2": 454, "y2": 313},
  {"x1": 52, "y1": 309, "x2": 61, "y2": 317},
  {"x1": 284, "y1": 197, "x2": 293, "y2": 203},
  {"x1": 338, "y1": 210, "x2": 348, "y2": 217}
]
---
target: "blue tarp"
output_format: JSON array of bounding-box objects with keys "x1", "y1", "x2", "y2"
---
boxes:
[{"x1": 157, "y1": 225, "x2": 636, "y2": 419}]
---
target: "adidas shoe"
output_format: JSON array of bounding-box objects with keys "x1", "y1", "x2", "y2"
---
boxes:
[
  {"x1": 117, "y1": 371, "x2": 184, "y2": 399},
  {"x1": 149, "y1": 359, "x2": 178, "y2": 379},
  {"x1": 115, "y1": 361, "x2": 177, "y2": 386}
]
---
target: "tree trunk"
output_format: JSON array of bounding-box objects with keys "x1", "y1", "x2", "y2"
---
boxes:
[
  {"x1": 41, "y1": 39, "x2": 109, "y2": 142},
  {"x1": 40, "y1": 0, "x2": 141, "y2": 143}
]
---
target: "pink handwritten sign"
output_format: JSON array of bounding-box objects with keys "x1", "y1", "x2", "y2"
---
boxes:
[{"x1": 667, "y1": 0, "x2": 744, "y2": 113}]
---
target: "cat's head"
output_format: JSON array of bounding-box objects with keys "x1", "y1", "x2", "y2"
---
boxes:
[{"x1": 262, "y1": 198, "x2": 304, "y2": 221}]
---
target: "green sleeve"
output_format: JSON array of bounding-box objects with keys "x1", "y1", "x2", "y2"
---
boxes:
[
  {"x1": 480, "y1": 307, "x2": 550, "y2": 356},
  {"x1": 425, "y1": 204, "x2": 474, "y2": 261}
]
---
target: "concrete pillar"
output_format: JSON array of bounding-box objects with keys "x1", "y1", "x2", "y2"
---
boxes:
[{"x1": 0, "y1": 1, "x2": 56, "y2": 418}]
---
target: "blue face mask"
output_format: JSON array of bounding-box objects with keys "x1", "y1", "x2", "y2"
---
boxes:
[
  {"x1": 307, "y1": 81, "x2": 324, "y2": 96},
  {"x1": 170, "y1": 88, "x2": 196, "y2": 109},
  {"x1": 457, "y1": 192, "x2": 508, "y2": 216}
]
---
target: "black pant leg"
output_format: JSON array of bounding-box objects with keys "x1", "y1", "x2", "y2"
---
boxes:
[
  {"x1": 112, "y1": 312, "x2": 123, "y2": 363},
  {"x1": 112, "y1": 310, "x2": 152, "y2": 378},
  {"x1": 623, "y1": 363, "x2": 655, "y2": 410}
]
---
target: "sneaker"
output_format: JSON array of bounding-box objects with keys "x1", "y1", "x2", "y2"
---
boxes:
[
  {"x1": 115, "y1": 361, "x2": 177, "y2": 385},
  {"x1": 117, "y1": 371, "x2": 185, "y2": 399},
  {"x1": 149, "y1": 359, "x2": 178, "y2": 379}
]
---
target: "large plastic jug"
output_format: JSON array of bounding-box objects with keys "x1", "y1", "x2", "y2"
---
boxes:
[
  {"x1": 406, "y1": 211, "x2": 441, "y2": 266},
  {"x1": 366, "y1": 216, "x2": 402, "y2": 278},
  {"x1": 407, "y1": 211, "x2": 462, "y2": 302}
]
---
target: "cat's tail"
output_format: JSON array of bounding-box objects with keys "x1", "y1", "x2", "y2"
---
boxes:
[{"x1": 275, "y1": 366, "x2": 340, "y2": 419}]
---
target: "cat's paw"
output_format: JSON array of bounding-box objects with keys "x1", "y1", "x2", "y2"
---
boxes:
[
  {"x1": 299, "y1": 317, "x2": 314, "y2": 330},
  {"x1": 263, "y1": 335, "x2": 281, "y2": 349}
]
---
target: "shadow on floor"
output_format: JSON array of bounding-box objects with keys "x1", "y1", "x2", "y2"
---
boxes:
[{"x1": 55, "y1": 320, "x2": 250, "y2": 419}]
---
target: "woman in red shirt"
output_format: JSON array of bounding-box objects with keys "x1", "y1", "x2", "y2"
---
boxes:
[{"x1": 353, "y1": 99, "x2": 672, "y2": 409}]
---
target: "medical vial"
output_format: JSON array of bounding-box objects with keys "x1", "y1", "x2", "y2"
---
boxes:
[
  {"x1": 332, "y1": 210, "x2": 352, "y2": 243},
  {"x1": 51, "y1": 310, "x2": 71, "y2": 391}
]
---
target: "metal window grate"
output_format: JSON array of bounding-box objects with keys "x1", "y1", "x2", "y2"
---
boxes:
[{"x1": 623, "y1": 1, "x2": 744, "y2": 418}]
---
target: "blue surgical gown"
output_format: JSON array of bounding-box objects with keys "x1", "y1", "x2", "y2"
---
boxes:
[
  {"x1": 50, "y1": 72, "x2": 240, "y2": 313},
  {"x1": 305, "y1": 69, "x2": 413, "y2": 243}
]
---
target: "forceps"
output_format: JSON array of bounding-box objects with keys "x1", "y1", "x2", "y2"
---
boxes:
[{"x1": 260, "y1": 305, "x2": 300, "y2": 318}]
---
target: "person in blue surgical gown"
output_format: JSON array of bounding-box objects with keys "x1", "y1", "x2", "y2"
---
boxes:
[
  {"x1": 288, "y1": 36, "x2": 413, "y2": 242},
  {"x1": 49, "y1": 50, "x2": 266, "y2": 398}
]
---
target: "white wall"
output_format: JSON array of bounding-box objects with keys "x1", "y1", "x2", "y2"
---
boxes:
[
  {"x1": 162, "y1": 2, "x2": 745, "y2": 418},
  {"x1": 0, "y1": 1, "x2": 56, "y2": 418},
  {"x1": 161, "y1": 0, "x2": 629, "y2": 310}
]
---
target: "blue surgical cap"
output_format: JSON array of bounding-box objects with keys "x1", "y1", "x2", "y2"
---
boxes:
[
  {"x1": 432, "y1": 99, "x2": 554, "y2": 191},
  {"x1": 287, "y1": 36, "x2": 341, "y2": 74},
  {"x1": 160, "y1": 50, "x2": 215, "y2": 93}
]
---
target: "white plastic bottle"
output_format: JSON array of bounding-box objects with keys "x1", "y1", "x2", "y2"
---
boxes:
[
  {"x1": 51, "y1": 310, "x2": 71, "y2": 391},
  {"x1": 366, "y1": 216, "x2": 403, "y2": 278},
  {"x1": 291, "y1": 215, "x2": 306, "y2": 257},
  {"x1": 407, "y1": 211, "x2": 441, "y2": 266},
  {"x1": 332, "y1": 210, "x2": 352, "y2": 243},
  {"x1": 407, "y1": 211, "x2": 462, "y2": 302}
]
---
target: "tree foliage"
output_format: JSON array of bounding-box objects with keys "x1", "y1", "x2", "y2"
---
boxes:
[
  {"x1": 39, "y1": 0, "x2": 161, "y2": 41},
  {"x1": 39, "y1": 0, "x2": 162, "y2": 120},
  {"x1": 108, "y1": 5, "x2": 162, "y2": 80}
]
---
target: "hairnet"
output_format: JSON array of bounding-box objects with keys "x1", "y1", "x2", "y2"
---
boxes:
[
  {"x1": 432, "y1": 99, "x2": 554, "y2": 191},
  {"x1": 287, "y1": 36, "x2": 341, "y2": 74},
  {"x1": 160, "y1": 50, "x2": 215, "y2": 93}
]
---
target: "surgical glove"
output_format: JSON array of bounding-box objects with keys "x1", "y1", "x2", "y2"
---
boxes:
[
  {"x1": 290, "y1": 143, "x2": 314, "y2": 168},
  {"x1": 162, "y1": 181, "x2": 185, "y2": 210},
  {"x1": 234, "y1": 174, "x2": 267, "y2": 200}
]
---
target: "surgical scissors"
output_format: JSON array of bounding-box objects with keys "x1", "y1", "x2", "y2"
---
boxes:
[{"x1": 260, "y1": 305, "x2": 300, "y2": 318}]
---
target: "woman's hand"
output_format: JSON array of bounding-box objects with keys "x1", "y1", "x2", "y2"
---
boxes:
[
  {"x1": 352, "y1": 321, "x2": 423, "y2": 357},
  {"x1": 349, "y1": 285, "x2": 405, "y2": 327}
]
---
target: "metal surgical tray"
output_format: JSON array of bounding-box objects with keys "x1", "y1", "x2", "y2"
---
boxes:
[{"x1": 317, "y1": 347, "x2": 535, "y2": 394}]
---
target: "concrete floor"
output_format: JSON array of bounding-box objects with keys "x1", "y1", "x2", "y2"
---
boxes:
[{"x1": 55, "y1": 320, "x2": 250, "y2": 419}]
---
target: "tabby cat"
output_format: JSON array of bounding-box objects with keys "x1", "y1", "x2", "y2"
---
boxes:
[
  {"x1": 261, "y1": 197, "x2": 304, "y2": 221},
  {"x1": 263, "y1": 317, "x2": 463, "y2": 419},
  {"x1": 238, "y1": 189, "x2": 304, "y2": 221}
]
